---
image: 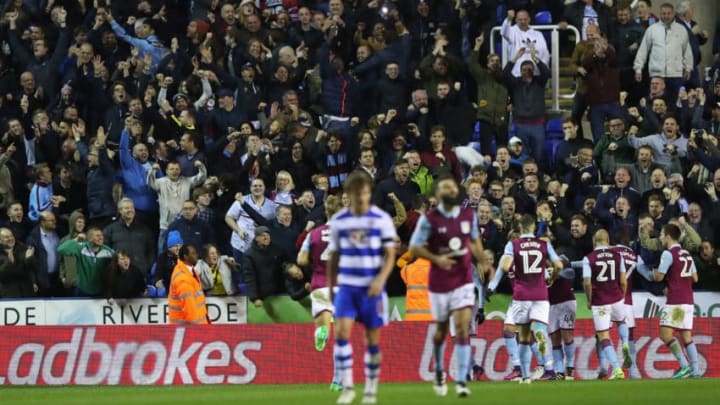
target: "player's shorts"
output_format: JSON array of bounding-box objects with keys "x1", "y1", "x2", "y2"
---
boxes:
[
  {"x1": 625, "y1": 304, "x2": 636, "y2": 329},
  {"x1": 509, "y1": 300, "x2": 550, "y2": 325},
  {"x1": 504, "y1": 301, "x2": 516, "y2": 326},
  {"x1": 334, "y1": 285, "x2": 388, "y2": 329},
  {"x1": 660, "y1": 304, "x2": 694, "y2": 331},
  {"x1": 429, "y1": 283, "x2": 475, "y2": 323},
  {"x1": 591, "y1": 300, "x2": 626, "y2": 332},
  {"x1": 548, "y1": 300, "x2": 577, "y2": 334},
  {"x1": 310, "y1": 287, "x2": 339, "y2": 318},
  {"x1": 449, "y1": 299, "x2": 479, "y2": 337}
]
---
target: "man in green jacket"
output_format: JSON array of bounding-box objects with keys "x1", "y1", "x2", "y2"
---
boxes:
[{"x1": 57, "y1": 227, "x2": 114, "y2": 297}]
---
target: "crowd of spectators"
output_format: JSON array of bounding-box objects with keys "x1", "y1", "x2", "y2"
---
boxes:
[{"x1": 1, "y1": 0, "x2": 720, "y2": 302}]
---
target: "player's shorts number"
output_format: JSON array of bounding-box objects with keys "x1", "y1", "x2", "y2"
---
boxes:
[
  {"x1": 520, "y1": 250, "x2": 543, "y2": 274},
  {"x1": 596, "y1": 260, "x2": 616, "y2": 282}
]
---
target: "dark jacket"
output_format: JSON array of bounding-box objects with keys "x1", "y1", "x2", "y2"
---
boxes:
[
  {"x1": 321, "y1": 45, "x2": 356, "y2": 117},
  {"x1": 153, "y1": 252, "x2": 178, "y2": 289},
  {"x1": 103, "y1": 264, "x2": 147, "y2": 299},
  {"x1": 242, "y1": 241, "x2": 290, "y2": 302},
  {"x1": 612, "y1": 21, "x2": 646, "y2": 70},
  {"x1": 373, "y1": 177, "x2": 421, "y2": 217},
  {"x1": 504, "y1": 60, "x2": 549, "y2": 121},
  {"x1": 25, "y1": 225, "x2": 59, "y2": 290},
  {"x1": 166, "y1": 216, "x2": 215, "y2": 251},
  {"x1": 86, "y1": 147, "x2": 116, "y2": 220},
  {"x1": 103, "y1": 219, "x2": 156, "y2": 275},
  {"x1": 241, "y1": 201, "x2": 301, "y2": 259},
  {"x1": 0, "y1": 242, "x2": 35, "y2": 298},
  {"x1": 676, "y1": 17, "x2": 707, "y2": 66}
]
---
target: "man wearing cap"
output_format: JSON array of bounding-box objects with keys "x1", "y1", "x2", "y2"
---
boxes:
[
  {"x1": 153, "y1": 230, "x2": 183, "y2": 291},
  {"x1": 210, "y1": 88, "x2": 247, "y2": 143},
  {"x1": 236, "y1": 61, "x2": 263, "y2": 122},
  {"x1": 242, "y1": 226, "x2": 293, "y2": 311},
  {"x1": 507, "y1": 136, "x2": 529, "y2": 166}
]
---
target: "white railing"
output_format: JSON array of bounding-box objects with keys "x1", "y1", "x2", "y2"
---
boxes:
[{"x1": 490, "y1": 25, "x2": 581, "y2": 113}]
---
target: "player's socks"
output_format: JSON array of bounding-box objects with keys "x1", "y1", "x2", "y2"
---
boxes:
[
  {"x1": 364, "y1": 345, "x2": 380, "y2": 395},
  {"x1": 334, "y1": 339, "x2": 354, "y2": 388},
  {"x1": 552, "y1": 346, "x2": 565, "y2": 374},
  {"x1": 519, "y1": 343, "x2": 532, "y2": 379},
  {"x1": 628, "y1": 340, "x2": 641, "y2": 378},
  {"x1": 563, "y1": 340, "x2": 575, "y2": 371},
  {"x1": 667, "y1": 338, "x2": 689, "y2": 368},
  {"x1": 531, "y1": 342, "x2": 544, "y2": 368},
  {"x1": 600, "y1": 339, "x2": 620, "y2": 369},
  {"x1": 617, "y1": 323, "x2": 630, "y2": 345},
  {"x1": 455, "y1": 338, "x2": 471, "y2": 385},
  {"x1": 596, "y1": 339, "x2": 609, "y2": 374},
  {"x1": 503, "y1": 331, "x2": 521, "y2": 368},
  {"x1": 684, "y1": 341, "x2": 699, "y2": 376},
  {"x1": 433, "y1": 338, "x2": 446, "y2": 373}
]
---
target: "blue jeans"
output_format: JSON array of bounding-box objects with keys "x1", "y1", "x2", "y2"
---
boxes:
[
  {"x1": 589, "y1": 102, "x2": 623, "y2": 143},
  {"x1": 516, "y1": 124, "x2": 545, "y2": 165}
]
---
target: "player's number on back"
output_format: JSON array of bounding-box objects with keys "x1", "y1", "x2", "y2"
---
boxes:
[
  {"x1": 679, "y1": 256, "x2": 693, "y2": 278},
  {"x1": 596, "y1": 260, "x2": 616, "y2": 282},
  {"x1": 320, "y1": 229, "x2": 332, "y2": 261},
  {"x1": 519, "y1": 250, "x2": 543, "y2": 274}
]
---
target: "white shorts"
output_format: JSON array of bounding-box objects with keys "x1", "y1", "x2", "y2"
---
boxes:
[
  {"x1": 660, "y1": 304, "x2": 694, "y2": 331},
  {"x1": 310, "y1": 287, "x2": 338, "y2": 318},
  {"x1": 504, "y1": 301, "x2": 516, "y2": 326},
  {"x1": 591, "y1": 300, "x2": 627, "y2": 332},
  {"x1": 449, "y1": 300, "x2": 479, "y2": 337},
  {"x1": 509, "y1": 300, "x2": 550, "y2": 325},
  {"x1": 549, "y1": 300, "x2": 577, "y2": 334},
  {"x1": 429, "y1": 283, "x2": 475, "y2": 323},
  {"x1": 625, "y1": 304, "x2": 636, "y2": 329}
]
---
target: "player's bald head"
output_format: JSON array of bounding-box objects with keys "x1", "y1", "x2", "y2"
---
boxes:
[{"x1": 593, "y1": 229, "x2": 609, "y2": 246}]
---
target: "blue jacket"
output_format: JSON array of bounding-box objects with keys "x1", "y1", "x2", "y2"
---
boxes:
[
  {"x1": 86, "y1": 147, "x2": 116, "y2": 219},
  {"x1": 110, "y1": 21, "x2": 168, "y2": 73},
  {"x1": 321, "y1": 45, "x2": 356, "y2": 117},
  {"x1": 28, "y1": 181, "x2": 53, "y2": 222},
  {"x1": 119, "y1": 130, "x2": 158, "y2": 212}
]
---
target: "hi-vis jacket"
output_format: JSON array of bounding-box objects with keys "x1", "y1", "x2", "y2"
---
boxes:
[
  {"x1": 398, "y1": 253, "x2": 432, "y2": 321},
  {"x1": 168, "y1": 259, "x2": 209, "y2": 325}
]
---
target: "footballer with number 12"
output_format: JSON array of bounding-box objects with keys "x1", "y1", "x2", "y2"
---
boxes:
[
  {"x1": 327, "y1": 172, "x2": 398, "y2": 404},
  {"x1": 409, "y1": 175, "x2": 487, "y2": 398}
]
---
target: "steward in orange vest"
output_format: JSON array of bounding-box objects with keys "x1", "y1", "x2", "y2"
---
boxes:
[
  {"x1": 168, "y1": 245, "x2": 209, "y2": 325},
  {"x1": 398, "y1": 251, "x2": 432, "y2": 321}
]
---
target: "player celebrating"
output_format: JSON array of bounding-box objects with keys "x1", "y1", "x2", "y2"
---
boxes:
[
  {"x1": 297, "y1": 195, "x2": 343, "y2": 389},
  {"x1": 653, "y1": 223, "x2": 699, "y2": 379},
  {"x1": 612, "y1": 232, "x2": 643, "y2": 379},
  {"x1": 409, "y1": 175, "x2": 487, "y2": 397},
  {"x1": 495, "y1": 214, "x2": 564, "y2": 384},
  {"x1": 327, "y1": 172, "x2": 398, "y2": 404},
  {"x1": 548, "y1": 262, "x2": 577, "y2": 380},
  {"x1": 582, "y1": 229, "x2": 629, "y2": 380}
]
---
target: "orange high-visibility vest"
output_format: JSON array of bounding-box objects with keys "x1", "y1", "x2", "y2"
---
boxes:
[
  {"x1": 399, "y1": 256, "x2": 432, "y2": 321},
  {"x1": 168, "y1": 260, "x2": 209, "y2": 325}
]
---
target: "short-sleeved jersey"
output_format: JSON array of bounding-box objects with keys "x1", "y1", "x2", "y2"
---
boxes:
[
  {"x1": 549, "y1": 277, "x2": 575, "y2": 305},
  {"x1": 410, "y1": 206, "x2": 479, "y2": 293},
  {"x1": 583, "y1": 247, "x2": 626, "y2": 306},
  {"x1": 613, "y1": 244, "x2": 638, "y2": 305},
  {"x1": 300, "y1": 224, "x2": 331, "y2": 290},
  {"x1": 328, "y1": 206, "x2": 397, "y2": 288},
  {"x1": 658, "y1": 245, "x2": 696, "y2": 305},
  {"x1": 502, "y1": 234, "x2": 559, "y2": 301}
]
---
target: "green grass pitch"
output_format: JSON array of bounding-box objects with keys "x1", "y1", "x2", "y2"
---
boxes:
[{"x1": 4, "y1": 379, "x2": 718, "y2": 404}]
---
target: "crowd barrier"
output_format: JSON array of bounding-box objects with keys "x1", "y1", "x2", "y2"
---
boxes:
[
  {"x1": 0, "y1": 319, "x2": 717, "y2": 385},
  {"x1": 2, "y1": 292, "x2": 720, "y2": 325}
]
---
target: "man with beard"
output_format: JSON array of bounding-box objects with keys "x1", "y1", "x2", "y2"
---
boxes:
[
  {"x1": 410, "y1": 175, "x2": 487, "y2": 397},
  {"x1": 469, "y1": 34, "x2": 509, "y2": 157},
  {"x1": 373, "y1": 158, "x2": 420, "y2": 217}
]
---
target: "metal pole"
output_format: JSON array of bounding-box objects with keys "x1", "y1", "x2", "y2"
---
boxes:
[{"x1": 551, "y1": 28, "x2": 560, "y2": 113}]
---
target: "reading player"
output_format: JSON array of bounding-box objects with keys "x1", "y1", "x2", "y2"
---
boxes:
[
  {"x1": 297, "y1": 195, "x2": 343, "y2": 389},
  {"x1": 582, "y1": 229, "x2": 629, "y2": 380},
  {"x1": 327, "y1": 172, "x2": 398, "y2": 404},
  {"x1": 409, "y1": 175, "x2": 487, "y2": 397},
  {"x1": 496, "y1": 214, "x2": 564, "y2": 384},
  {"x1": 653, "y1": 223, "x2": 699, "y2": 379}
]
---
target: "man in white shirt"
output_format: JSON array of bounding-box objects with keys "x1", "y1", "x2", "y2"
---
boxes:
[{"x1": 501, "y1": 9, "x2": 550, "y2": 77}]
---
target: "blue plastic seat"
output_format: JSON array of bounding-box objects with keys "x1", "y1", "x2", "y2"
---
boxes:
[
  {"x1": 534, "y1": 11, "x2": 552, "y2": 25},
  {"x1": 146, "y1": 285, "x2": 157, "y2": 298},
  {"x1": 546, "y1": 117, "x2": 564, "y2": 140}
]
